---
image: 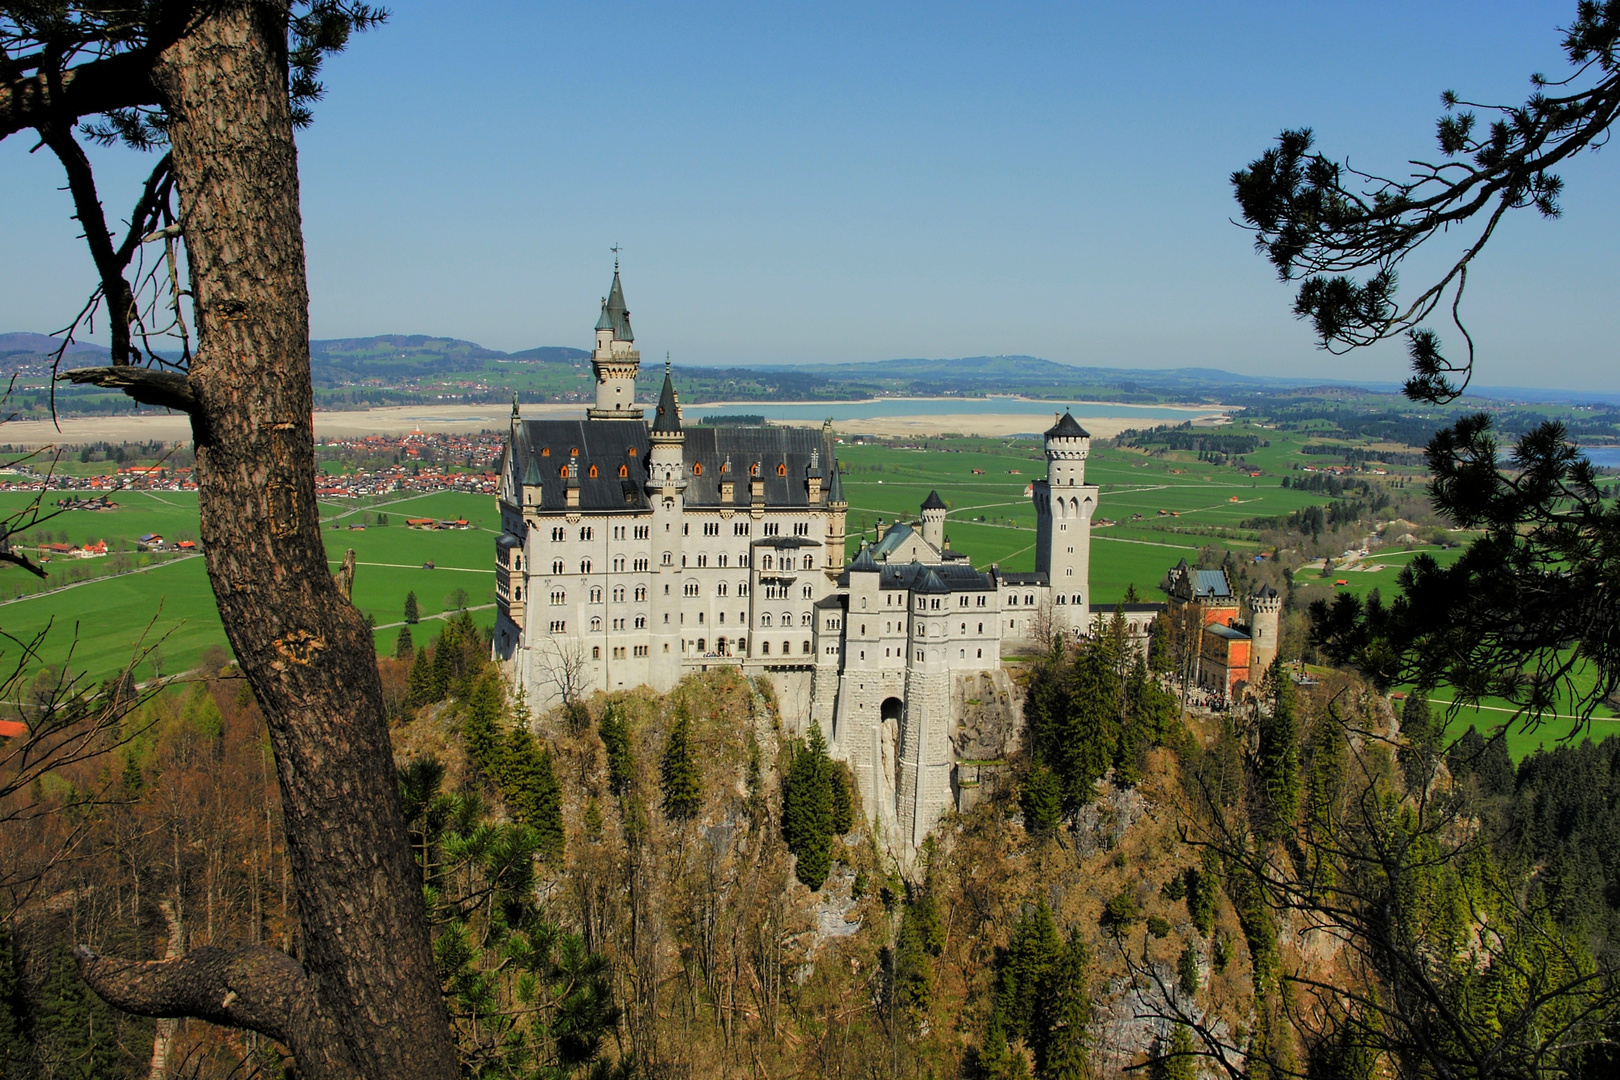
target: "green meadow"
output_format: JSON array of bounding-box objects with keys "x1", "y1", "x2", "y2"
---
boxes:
[{"x1": 0, "y1": 488, "x2": 498, "y2": 686}]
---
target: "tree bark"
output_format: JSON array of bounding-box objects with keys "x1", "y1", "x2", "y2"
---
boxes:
[{"x1": 73, "y1": 6, "x2": 458, "y2": 1079}]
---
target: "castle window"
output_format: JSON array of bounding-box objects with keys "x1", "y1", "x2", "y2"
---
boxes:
[
  {"x1": 697, "y1": 554, "x2": 707, "y2": 568},
  {"x1": 613, "y1": 586, "x2": 625, "y2": 603},
  {"x1": 738, "y1": 637, "x2": 747, "y2": 652},
  {"x1": 571, "y1": 447, "x2": 579, "y2": 457},
  {"x1": 514, "y1": 587, "x2": 521, "y2": 601},
  {"x1": 551, "y1": 527, "x2": 565, "y2": 541},
  {"x1": 635, "y1": 586, "x2": 647, "y2": 601},
  {"x1": 760, "y1": 613, "x2": 772, "y2": 627},
  {"x1": 751, "y1": 462, "x2": 760, "y2": 477},
  {"x1": 717, "y1": 583, "x2": 728, "y2": 597},
  {"x1": 977, "y1": 596, "x2": 986, "y2": 607},
  {"x1": 591, "y1": 617, "x2": 602, "y2": 632},
  {"x1": 619, "y1": 464, "x2": 628, "y2": 478},
  {"x1": 693, "y1": 463, "x2": 702, "y2": 476},
  {"x1": 777, "y1": 463, "x2": 787, "y2": 476},
  {"x1": 662, "y1": 551, "x2": 673, "y2": 565},
  {"x1": 978, "y1": 622, "x2": 983, "y2": 633},
  {"x1": 802, "y1": 641, "x2": 811, "y2": 654},
  {"x1": 552, "y1": 559, "x2": 564, "y2": 574},
  {"x1": 802, "y1": 584, "x2": 813, "y2": 599},
  {"x1": 559, "y1": 466, "x2": 569, "y2": 478},
  {"x1": 1025, "y1": 594, "x2": 1034, "y2": 605},
  {"x1": 635, "y1": 615, "x2": 646, "y2": 629},
  {"x1": 635, "y1": 644, "x2": 649, "y2": 656},
  {"x1": 581, "y1": 559, "x2": 592, "y2": 574},
  {"x1": 801, "y1": 613, "x2": 812, "y2": 626},
  {"x1": 1008, "y1": 594, "x2": 1018, "y2": 606},
  {"x1": 684, "y1": 582, "x2": 700, "y2": 597},
  {"x1": 541, "y1": 447, "x2": 550, "y2": 457},
  {"x1": 762, "y1": 554, "x2": 773, "y2": 570},
  {"x1": 1055, "y1": 595, "x2": 1066, "y2": 605},
  {"x1": 783, "y1": 641, "x2": 792, "y2": 655},
  {"x1": 580, "y1": 527, "x2": 593, "y2": 541},
  {"x1": 628, "y1": 447, "x2": 637, "y2": 456},
  {"x1": 718, "y1": 553, "x2": 728, "y2": 567},
  {"x1": 761, "y1": 640, "x2": 770, "y2": 655},
  {"x1": 589, "y1": 464, "x2": 599, "y2": 478},
  {"x1": 613, "y1": 556, "x2": 625, "y2": 572},
  {"x1": 547, "y1": 620, "x2": 566, "y2": 633},
  {"x1": 590, "y1": 587, "x2": 602, "y2": 603},
  {"x1": 698, "y1": 638, "x2": 706, "y2": 652},
  {"x1": 802, "y1": 555, "x2": 813, "y2": 569},
  {"x1": 977, "y1": 648, "x2": 983, "y2": 658},
  {"x1": 1073, "y1": 594, "x2": 1082, "y2": 605},
  {"x1": 550, "y1": 589, "x2": 565, "y2": 605},
  {"x1": 738, "y1": 582, "x2": 749, "y2": 597},
  {"x1": 592, "y1": 645, "x2": 600, "y2": 658}
]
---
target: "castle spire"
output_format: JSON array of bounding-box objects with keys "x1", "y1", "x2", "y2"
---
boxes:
[
  {"x1": 651, "y1": 360, "x2": 682, "y2": 435},
  {"x1": 589, "y1": 262, "x2": 641, "y2": 419}
]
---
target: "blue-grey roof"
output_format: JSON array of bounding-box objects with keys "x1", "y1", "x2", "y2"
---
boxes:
[
  {"x1": 921, "y1": 490, "x2": 946, "y2": 511},
  {"x1": 651, "y1": 368, "x2": 681, "y2": 434},
  {"x1": 1193, "y1": 570, "x2": 1232, "y2": 598},
  {"x1": 838, "y1": 557, "x2": 995, "y2": 593},
  {"x1": 602, "y1": 270, "x2": 633, "y2": 341},
  {"x1": 1206, "y1": 623, "x2": 1250, "y2": 641},
  {"x1": 872, "y1": 522, "x2": 915, "y2": 559},
  {"x1": 848, "y1": 545, "x2": 879, "y2": 573},
  {"x1": 1045, "y1": 411, "x2": 1090, "y2": 439}
]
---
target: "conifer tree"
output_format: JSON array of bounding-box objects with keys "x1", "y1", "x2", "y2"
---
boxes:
[
  {"x1": 407, "y1": 645, "x2": 434, "y2": 707},
  {"x1": 30, "y1": 943, "x2": 125, "y2": 1080},
  {"x1": 829, "y1": 762, "x2": 855, "y2": 836},
  {"x1": 996, "y1": 899, "x2": 1062, "y2": 1040},
  {"x1": 404, "y1": 590, "x2": 420, "y2": 624},
  {"x1": 1398, "y1": 690, "x2": 1439, "y2": 793},
  {"x1": 1177, "y1": 942, "x2": 1201, "y2": 998},
  {"x1": 977, "y1": 1014, "x2": 1029, "y2": 1080},
  {"x1": 1189, "y1": 848, "x2": 1220, "y2": 936},
  {"x1": 0, "y1": 922, "x2": 29, "y2": 1080},
  {"x1": 598, "y1": 703, "x2": 634, "y2": 798},
  {"x1": 1148, "y1": 614, "x2": 1172, "y2": 674},
  {"x1": 463, "y1": 673, "x2": 505, "y2": 776},
  {"x1": 1032, "y1": 930, "x2": 1092, "y2": 1079},
  {"x1": 782, "y1": 726, "x2": 835, "y2": 889},
  {"x1": 891, "y1": 887, "x2": 943, "y2": 1015},
  {"x1": 660, "y1": 706, "x2": 702, "y2": 821},
  {"x1": 1254, "y1": 661, "x2": 1301, "y2": 841},
  {"x1": 1160, "y1": 1023, "x2": 1197, "y2": 1080},
  {"x1": 1021, "y1": 760, "x2": 1063, "y2": 836},
  {"x1": 502, "y1": 729, "x2": 565, "y2": 863},
  {"x1": 394, "y1": 623, "x2": 414, "y2": 660}
]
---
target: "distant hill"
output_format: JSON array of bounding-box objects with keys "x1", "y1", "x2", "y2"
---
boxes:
[{"x1": 0, "y1": 333, "x2": 110, "y2": 366}]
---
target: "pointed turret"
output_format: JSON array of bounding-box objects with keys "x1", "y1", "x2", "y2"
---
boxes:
[
  {"x1": 589, "y1": 264, "x2": 642, "y2": 419},
  {"x1": 651, "y1": 360, "x2": 682, "y2": 434},
  {"x1": 827, "y1": 464, "x2": 846, "y2": 505}
]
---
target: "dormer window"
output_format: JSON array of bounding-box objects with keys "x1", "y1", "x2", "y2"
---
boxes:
[
  {"x1": 751, "y1": 463, "x2": 760, "y2": 477},
  {"x1": 559, "y1": 465, "x2": 569, "y2": 478},
  {"x1": 541, "y1": 447, "x2": 550, "y2": 457},
  {"x1": 776, "y1": 463, "x2": 787, "y2": 477},
  {"x1": 619, "y1": 464, "x2": 629, "y2": 478},
  {"x1": 570, "y1": 447, "x2": 579, "y2": 457},
  {"x1": 628, "y1": 447, "x2": 637, "y2": 457},
  {"x1": 588, "y1": 464, "x2": 599, "y2": 478},
  {"x1": 693, "y1": 463, "x2": 703, "y2": 476}
]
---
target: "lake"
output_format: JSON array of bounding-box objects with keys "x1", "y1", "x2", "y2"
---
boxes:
[{"x1": 679, "y1": 397, "x2": 1218, "y2": 424}]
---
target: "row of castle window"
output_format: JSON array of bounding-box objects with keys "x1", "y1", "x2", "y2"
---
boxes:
[
  {"x1": 757, "y1": 613, "x2": 813, "y2": 627},
  {"x1": 548, "y1": 579, "x2": 813, "y2": 605},
  {"x1": 592, "y1": 645, "x2": 652, "y2": 659},
  {"x1": 1005, "y1": 593, "x2": 1037, "y2": 605},
  {"x1": 551, "y1": 525, "x2": 654, "y2": 542},
  {"x1": 1052, "y1": 594, "x2": 1084, "y2": 605}
]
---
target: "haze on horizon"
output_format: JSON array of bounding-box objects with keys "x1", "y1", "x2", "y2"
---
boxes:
[{"x1": 3, "y1": 1, "x2": 1615, "y2": 391}]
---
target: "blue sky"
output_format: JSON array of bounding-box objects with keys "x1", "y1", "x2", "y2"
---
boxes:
[{"x1": 3, "y1": 2, "x2": 1615, "y2": 388}]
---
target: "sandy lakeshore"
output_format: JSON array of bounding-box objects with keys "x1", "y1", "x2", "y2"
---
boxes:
[{"x1": 0, "y1": 401, "x2": 1226, "y2": 447}]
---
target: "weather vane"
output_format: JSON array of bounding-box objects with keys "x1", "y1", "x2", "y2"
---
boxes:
[{"x1": 610, "y1": 243, "x2": 622, "y2": 270}]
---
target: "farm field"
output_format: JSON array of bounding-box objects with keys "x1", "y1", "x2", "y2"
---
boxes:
[{"x1": 0, "y1": 489, "x2": 497, "y2": 685}]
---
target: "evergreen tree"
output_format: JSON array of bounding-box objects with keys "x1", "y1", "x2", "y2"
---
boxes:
[
  {"x1": 29, "y1": 943, "x2": 126, "y2": 1080},
  {"x1": 976, "y1": 1013, "x2": 1029, "y2": 1080},
  {"x1": 1032, "y1": 930, "x2": 1092, "y2": 1079},
  {"x1": 782, "y1": 726, "x2": 835, "y2": 889},
  {"x1": 1254, "y1": 662, "x2": 1301, "y2": 841},
  {"x1": 1188, "y1": 849, "x2": 1220, "y2": 937},
  {"x1": 1148, "y1": 615, "x2": 1172, "y2": 674},
  {"x1": 502, "y1": 730, "x2": 565, "y2": 863},
  {"x1": 394, "y1": 623, "x2": 414, "y2": 660},
  {"x1": 598, "y1": 703, "x2": 634, "y2": 798},
  {"x1": 659, "y1": 706, "x2": 703, "y2": 821},
  {"x1": 0, "y1": 922, "x2": 30, "y2": 1080},
  {"x1": 1398, "y1": 690, "x2": 1440, "y2": 794},
  {"x1": 891, "y1": 886, "x2": 943, "y2": 1015},
  {"x1": 1177, "y1": 942, "x2": 1201, "y2": 998},
  {"x1": 404, "y1": 590, "x2": 420, "y2": 624},
  {"x1": 463, "y1": 673, "x2": 505, "y2": 776},
  {"x1": 996, "y1": 899, "x2": 1062, "y2": 1040},
  {"x1": 1021, "y1": 760, "x2": 1063, "y2": 836},
  {"x1": 407, "y1": 645, "x2": 434, "y2": 707},
  {"x1": 829, "y1": 762, "x2": 855, "y2": 835},
  {"x1": 1159, "y1": 1023, "x2": 1196, "y2": 1080}
]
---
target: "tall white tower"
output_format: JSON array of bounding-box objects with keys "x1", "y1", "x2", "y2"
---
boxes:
[
  {"x1": 1033, "y1": 411, "x2": 1099, "y2": 629},
  {"x1": 646, "y1": 362, "x2": 687, "y2": 688},
  {"x1": 588, "y1": 263, "x2": 641, "y2": 419},
  {"x1": 920, "y1": 490, "x2": 946, "y2": 552}
]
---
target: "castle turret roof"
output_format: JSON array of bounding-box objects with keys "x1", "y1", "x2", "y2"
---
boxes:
[
  {"x1": 827, "y1": 464, "x2": 846, "y2": 504},
  {"x1": 849, "y1": 545, "x2": 879, "y2": 573},
  {"x1": 601, "y1": 270, "x2": 633, "y2": 342},
  {"x1": 921, "y1": 489, "x2": 946, "y2": 511},
  {"x1": 651, "y1": 364, "x2": 682, "y2": 435},
  {"x1": 1045, "y1": 411, "x2": 1090, "y2": 439},
  {"x1": 1253, "y1": 583, "x2": 1279, "y2": 599}
]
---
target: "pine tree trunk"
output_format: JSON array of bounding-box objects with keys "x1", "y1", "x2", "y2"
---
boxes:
[{"x1": 73, "y1": 6, "x2": 457, "y2": 1079}]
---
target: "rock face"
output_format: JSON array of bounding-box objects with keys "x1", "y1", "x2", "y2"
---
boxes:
[{"x1": 951, "y1": 669, "x2": 1022, "y2": 815}]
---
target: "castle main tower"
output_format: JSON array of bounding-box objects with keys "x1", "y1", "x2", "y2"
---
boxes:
[
  {"x1": 1033, "y1": 411, "x2": 1099, "y2": 629},
  {"x1": 588, "y1": 263, "x2": 641, "y2": 419}
]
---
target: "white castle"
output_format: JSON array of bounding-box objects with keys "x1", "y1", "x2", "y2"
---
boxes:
[{"x1": 495, "y1": 269, "x2": 1098, "y2": 859}]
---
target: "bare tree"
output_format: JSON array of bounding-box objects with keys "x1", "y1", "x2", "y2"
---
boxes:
[
  {"x1": 2, "y1": 6, "x2": 457, "y2": 1078},
  {"x1": 538, "y1": 635, "x2": 591, "y2": 710}
]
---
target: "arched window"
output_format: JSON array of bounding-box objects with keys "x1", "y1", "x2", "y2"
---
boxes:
[
  {"x1": 696, "y1": 554, "x2": 708, "y2": 568},
  {"x1": 513, "y1": 587, "x2": 521, "y2": 601},
  {"x1": 781, "y1": 611, "x2": 792, "y2": 627},
  {"x1": 800, "y1": 612, "x2": 811, "y2": 626},
  {"x1": 760, "y1": 613, "x2": 772, "y2": 627},
  {"x1": 761, "y1": 640, "x2": 770, "y2": 655},
  {"x1": 662, "y1": 551, "x2": 673, "y2": 565},
  {"x1": 693, "y1": 462, "x2": 703, "y2": 476},
  {"x1": 635, "y1": 586, "x2": 646, "y2": 601},
  {"x1": 613, "y1": 586, "x2": 625, "y2": 603},
  {"x1": 802, "y1": 554, "x2": 813, "y2": 569},
  {"x1": 762, "y1": 554, "x2": 773, "y2": 570},
  {"x1": 588, "y1": 464, "x2": 599, "y2": 478},
  {"x1": 552, "y1": 558, "x2": 564, "y2": 574},
  {"x1": 580, "y1": 558, "x2": 592, "y2": 573},
  {"x1": 570, "y1": 446, "x2": 579, "y2": 457},
  {"x1": 550, "y1": 589, "x2": 565, "y2": 605},
  {"x1": 541, "y1": 447, "x2": 550, "y2": 457},
  {"x1": 777, "y1": 462, "x2": 787, "y2": 476},
  {"x1": 559, "y1": 465, "x2": 569, "y2": 478},
  {"x1": 590, "y1": 586, "x2": 602, "y2": 603},
  {"x1": 750, "y1": 462, "x2": 760, "y2": 477},
  {"x1": 717, "y1": 582, "x2": 729, "y2": 597},
  {"x1": 590, "y1": 617, "x2": 602, "y2": 632},
  {"x1": 718, "y1": 553, "x2": 728, "y2": 567},
  {"x1": 618, "y1": 464, "x2": 628, "y2": 478},
  {"x1": 628, "y1": 446, "x2": 637, "y2": 456}
]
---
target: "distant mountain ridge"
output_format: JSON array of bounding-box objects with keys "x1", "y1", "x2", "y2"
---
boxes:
[{"x1": 5, "y1": 331, "x2": 1614, "y2": 406}]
